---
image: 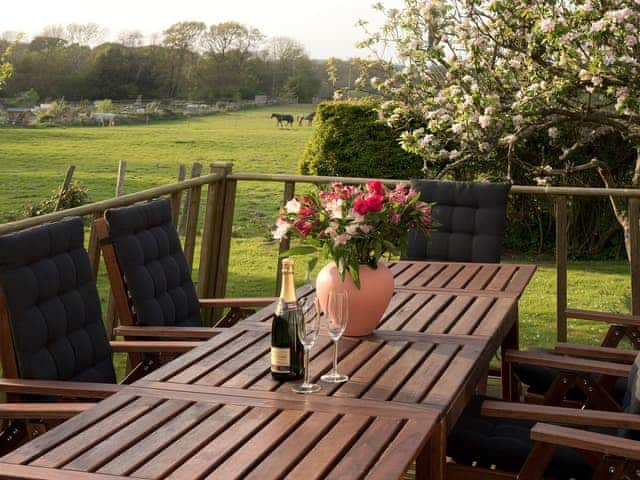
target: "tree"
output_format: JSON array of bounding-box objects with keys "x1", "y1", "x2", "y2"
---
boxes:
[
  {"x1": 202, "y1": 21, "x2": 263, "y2": 57},
  {"x1": 66, "y1": 23, "x2": 107, "y2": 46},
  {"x1": 162, "y1": 21, "x2": 206, "y2": 97},
  {"x1": 361, "y1": 0, "x2": 640, "y2": 260},
  {"x1": 117, "y1": 30, "x2": 144, "y2": 47}
]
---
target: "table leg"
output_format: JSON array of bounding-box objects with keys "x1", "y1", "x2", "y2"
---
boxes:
[
  {"x1": 501, "y1": 304, "x2": 520, "y2": 401},
  {"x1": 416, "y1": 419, "x2": 446, "y2": 480}
]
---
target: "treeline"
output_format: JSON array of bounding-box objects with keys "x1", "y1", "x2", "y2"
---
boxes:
[{"x1": 0, "y1": 21, "x2": 363, "y2": 103}]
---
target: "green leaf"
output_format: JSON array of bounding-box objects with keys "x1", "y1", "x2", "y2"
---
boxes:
[
  {"x1": 348, "y1": 264, "x2": 361, "y2": 289},
  {"x1": 280, "y1": 245, "x2": 318, "y2": 257}
]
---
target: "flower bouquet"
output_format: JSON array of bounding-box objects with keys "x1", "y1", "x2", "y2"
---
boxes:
[{"x1": 273, "y1": 180, "x2": 433, "y2": 287}]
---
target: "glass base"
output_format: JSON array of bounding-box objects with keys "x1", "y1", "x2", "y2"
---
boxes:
[
  {"x1": 320, "y1": 372, "x2": 349, "y2": 383},
  {"x1": 292, "y1": 382, "x2": 321, "y2": 394}
]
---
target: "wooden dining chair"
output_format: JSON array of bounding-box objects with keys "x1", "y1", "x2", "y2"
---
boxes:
[
  {"x1": 446, "y1": 352, "x2": 640, "y2": 479},
  {"x1": 0, "y1": 217, "x2": 198, "y2": 455},
  {"x1": 96, "y1": 197, "x2": 276, "y2": 341},
  {"x1": 404, "y1": 179, "x2": 511, "y2": 263}
]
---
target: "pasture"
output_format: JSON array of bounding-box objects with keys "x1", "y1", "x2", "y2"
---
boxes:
[{"x1": 0, "y1": 105, "x2": 633, "y2": 352}]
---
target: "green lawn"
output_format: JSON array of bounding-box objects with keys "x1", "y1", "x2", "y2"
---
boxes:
[{"x1": 0, "y1": 106, "x2": 634, "y2": 377}]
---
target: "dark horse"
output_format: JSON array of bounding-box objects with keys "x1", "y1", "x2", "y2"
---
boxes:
[
  {"x1": 297, "y1": 112, "x2": 315, "y2": 126},
  {"x1": 270, "y1": 113, "x2": 294, "y2": 127}
]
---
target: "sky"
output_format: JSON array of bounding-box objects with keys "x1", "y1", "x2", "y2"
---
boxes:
[{"x1": 1, "y1": 0, "x2": 404, "y2": 59}]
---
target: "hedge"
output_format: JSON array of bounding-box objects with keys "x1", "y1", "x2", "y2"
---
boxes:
[{"x1": 299, "y1": 99, "x2": 423, "y2": 179}]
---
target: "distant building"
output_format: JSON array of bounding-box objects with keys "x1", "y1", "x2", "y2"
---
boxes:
[{"x1": 254, "y1": 95, "x2": 268, "y2": 105}]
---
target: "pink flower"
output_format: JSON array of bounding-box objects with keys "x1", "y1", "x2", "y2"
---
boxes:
[
  {"x1": 299, "y1": 206, "x2": 314, "y2": 217},
  {"x1": 354, "y1": 197, "x2": 370, "y2": 215},
  {"x1": 360, "y1": 224, "x2": 373, "y2": 233},
  {"x1": 333, "y1": 233, "x2": 351, "y2": 247},
  {"x1": 366, "y1": 180, "x2": 385, "y2": 196},
  {"x1": 365, "y1": 194, "x2": 384, "y2": 213},
  {"x1": 390, "y1": 211, "x2": 401, "y2": 225}
]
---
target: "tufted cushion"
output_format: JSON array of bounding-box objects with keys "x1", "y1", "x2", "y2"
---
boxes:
[
  {"x1": 448, "y1": 396, "x2": 594, "y2": 479},
  {"x1": 515, "y1": 363, "x2": 628, "y2": 404},
  {"x1": 0, "y1": 217, "x2": 116, "y2": 384},
  {"x1": 406, "y1": 180, "x2": 510, "y2": 263},
  {"x1": 105, "y1": 198, "x2": 202, "y2": 328},
  {"x1": 620, "y1": 353, "x2": 640, "y2": 439}
]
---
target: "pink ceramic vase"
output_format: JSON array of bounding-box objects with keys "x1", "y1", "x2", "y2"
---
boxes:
[{"x1": 315, "y1": 262, "x2": 395, "y2": 337}]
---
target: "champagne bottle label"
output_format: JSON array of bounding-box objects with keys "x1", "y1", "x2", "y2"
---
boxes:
[{"x1": 270, "y1": 347, "x2": 291, "y2": 373}]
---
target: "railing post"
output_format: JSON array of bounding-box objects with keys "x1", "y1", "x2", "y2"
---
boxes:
[
  {"x1": 170, "y1": 164, "x2": 187, "y2": 225},
  {"x1": 198, "y1": 162, "x2": 233, "y2": 326},
  {"x1": 629, "y1": 198, "x2": 640, "y2": 315},
  {"x1": 211, "y1": 166, "x2": 237, "y2": 323},
  {"x1": 183, "y1": 162, "x2": 203, "y2": 272},
  {"x1": 275, "y1": 181, "x2": 296, "y2": 295},
  {"x1": 555, "y1": 196, "x2": 568, "y2": 342},
  {"x1": 180, "y1": 162, "x2": 202, "y2": 235}
]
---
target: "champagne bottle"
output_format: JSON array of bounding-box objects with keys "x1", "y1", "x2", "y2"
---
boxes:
[{"x1": 271, "y1": 258, "x2": 304, "y2": 380}]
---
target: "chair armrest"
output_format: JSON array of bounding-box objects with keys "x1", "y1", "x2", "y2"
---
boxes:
[
  {"x1": 504, "y1": 349, "x2": 631, "y2": 377},
  {"x1": 531, "y1": 423, "x2": 640, "y2": 461},
  {"x1": 0, "y1": 403, "x2": 94, "y2": 420},
  {"x1": 481, "y1": 400, "x2": 640, "y2": 430},
  {"x1": 114, "y1": 326, "x2": 222, "y2": 339},
  {"x1": 199, "y1": 297, "x2": 278, "y2": 309},
  {"x1": 554, "y1": 343, "x2": 637, "y2": 363},
  {"x1": 0, "y1": 378, "x2": 121, "y2": 399},
  {"x1": 565, "y1": 308, "x2": 640, "y2": 327},
  {"x1": 109, "y1": 340, "x2": 201, "y2": 354}
]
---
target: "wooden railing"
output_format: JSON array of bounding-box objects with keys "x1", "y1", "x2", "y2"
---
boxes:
[{"x1": 0, "y1": 165, "x2": 639, "y2": 341}]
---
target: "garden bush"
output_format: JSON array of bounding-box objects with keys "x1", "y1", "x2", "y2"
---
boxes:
[{"x1": 299, "y1": 100, "x2": 423, "y2": 179}]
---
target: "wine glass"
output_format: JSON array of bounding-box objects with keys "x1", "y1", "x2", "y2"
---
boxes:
[
  {"x1": 292, "y1": 296, "x2": 322, "y2": 394},
  {"x1": 320, "y1": 291, "x2": 349, "y2": 383}
]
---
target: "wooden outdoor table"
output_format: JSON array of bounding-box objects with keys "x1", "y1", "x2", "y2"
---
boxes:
[
  {"x1": 0, "y1": 261, "x2": 536, "y2": 480},
  {"x1": 0, "y1": 383, "x2": 439, "y2": 480}
]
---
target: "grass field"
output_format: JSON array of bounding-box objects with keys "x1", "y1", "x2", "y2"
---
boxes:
[{"x1": 0, "y1": 105, "x2": 634, "y2": 363}]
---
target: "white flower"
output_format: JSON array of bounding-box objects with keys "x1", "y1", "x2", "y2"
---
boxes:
[
  {"x1": 326, "y1": 199, "x2": 344, "y2": 219},
  {"x1": 419, "y1": 134, "x2": 434, "y2": 148},
  {"x1": 348, "y1": 209, "x2": 365, "y2": 224},
  {"x1": 539, "y1": 19, "x2": 554, "y2": 33},
  {"x1": 272, "y1": 218, "x2": 291, "y2": 240},
  {"x1": 591, "y1": 19, "x2": 607, "y2": 32},
  {"x1": 324, "y1": 221, "x2": 339, "y2": 238},
  {"x1": 478, "y1": 115, "x2": 491, "y2": 128},
  {"x1": 591, "y1": 76, "x2": 603, "y2": 87},
  {"x1": 548, "y1": 127, "x2": 559, "y2": 139},
  {"x1": 579, "y1": 69, "x2": 591, "y2": 81},
  {"x1": 513, "y1": 115, "x2": 524, "y2": 127},
  {"x1": 625, "y1": 35, "x2": 638, "y2": 46},
  {"x1": 285, "y1": 198, "x2": 301, "y2": 214},
  {"x1": 449, "y1": 149, "x2": 461, "y2": 159},
  {"x1": 451, "y1": 123, "x2": 464, "y2": 134}
]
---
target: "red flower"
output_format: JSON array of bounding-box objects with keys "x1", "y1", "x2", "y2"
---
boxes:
[
  {"x1": 294, "y1": 219, "x2": 312, "y2": 237},
  {"x1": 367, "y1": 180, "x2": 385, "y2": 196},
  {"x1": 365, "y1": 194, "x2": 384, "y2": 213},
  {"x1": 354, "y1": 197, "x2": 370, "y2": 215},
  {"x1": 299, "y1": 206, "x2": 314, "y2": 217}
]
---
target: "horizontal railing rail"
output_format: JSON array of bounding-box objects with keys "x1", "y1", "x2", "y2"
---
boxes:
[{"x1": 1, "y1": 166, "x2": 638, "y2": 341}]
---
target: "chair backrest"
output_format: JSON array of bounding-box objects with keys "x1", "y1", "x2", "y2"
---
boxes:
[
  {"x1": 103, "y1": 198, "x2": 202, "y2": 328},
  {"x1": 406, "y1": 180, "x2": 511, "y2": 263},
  {"x1": 0, "y1": 217, "x2": 116, "y2": 384},
  {"x1": 621, "y1": 353, "x2": 640, "y2": 439}
]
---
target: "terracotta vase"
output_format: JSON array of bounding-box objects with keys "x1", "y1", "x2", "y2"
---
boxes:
[{"x1": 315, "y1": 262, "x2": 394, "y2": 337}]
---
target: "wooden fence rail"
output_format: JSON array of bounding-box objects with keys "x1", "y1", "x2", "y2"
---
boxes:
[{"x1": 1, "y1": 168, "x2": 640, "y2": 340}]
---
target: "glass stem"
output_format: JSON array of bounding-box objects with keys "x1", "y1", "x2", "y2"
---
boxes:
[
  {"x1": 303, "y1": 348, "x2": 310, "y2": 386},
  {"x1": 333, "y1": 339, "x2": 339, "y2": 375}
]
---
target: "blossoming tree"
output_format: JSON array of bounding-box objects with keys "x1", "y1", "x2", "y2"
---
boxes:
[{"x1": 359, "y1": 0, "x2": 640, "y2": 259}]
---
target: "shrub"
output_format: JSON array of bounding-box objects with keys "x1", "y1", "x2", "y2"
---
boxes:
[
  {"x1": 94, "y1": 99, "x2": 115, "y2": 113},
  {"x1": 299, "y1": 100, "x2": 423, "y2": 180},
  {"x1": 23, "y1": 182, "x2": 90, "y2": 218}
]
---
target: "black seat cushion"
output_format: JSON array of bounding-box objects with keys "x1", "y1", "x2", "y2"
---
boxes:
[
  {"x1": 105, "y1": 198, "x2": 202, "y2": 328},
  {"x1": 448, "y1": 396, "x2": 594, "y2": 479},
  {"x1": 514, "y1": 362, "x2": 628, "y2": 405},
  {"x1": 0, "y1": 217, "x2": 115, "y2": 384},
  {"x1": 406, "y1": 180, "x2": 510, "y2": 263}
]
